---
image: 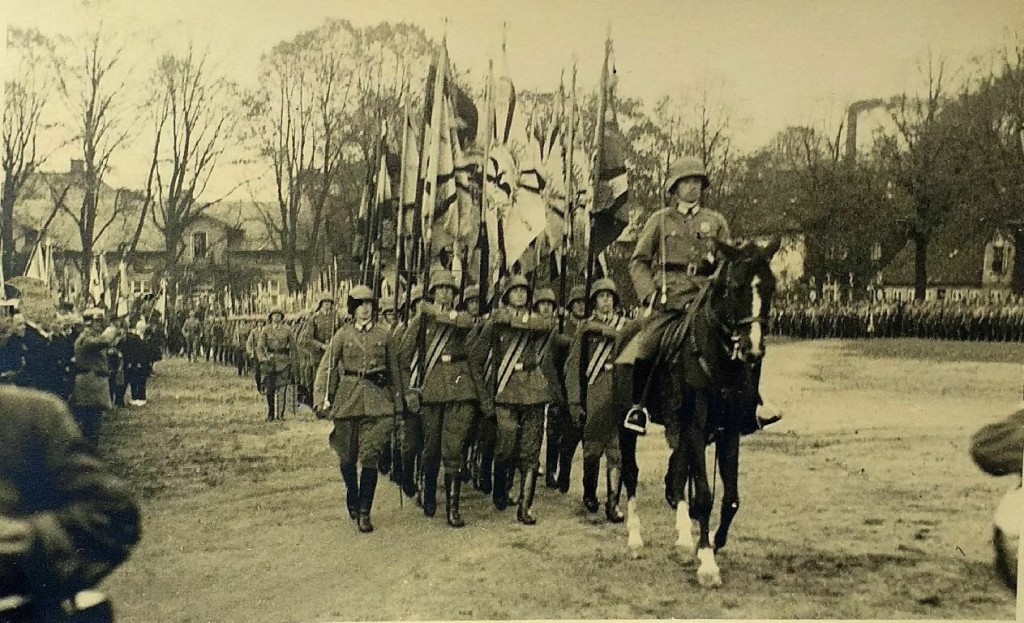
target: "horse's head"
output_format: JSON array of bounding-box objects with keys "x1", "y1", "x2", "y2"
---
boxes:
[{"x1": 711, "y1": 238, "x2": 781, "y2": 364}]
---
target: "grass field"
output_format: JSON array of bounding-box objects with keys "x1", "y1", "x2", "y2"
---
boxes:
[{"x1": 97, "y1": 339, "x2": 1021, "y2": 622}]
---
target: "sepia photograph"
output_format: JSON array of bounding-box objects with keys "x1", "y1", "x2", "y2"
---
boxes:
[{"x1": 1, "y1": 0, "x2": 1022, "y2": 621}]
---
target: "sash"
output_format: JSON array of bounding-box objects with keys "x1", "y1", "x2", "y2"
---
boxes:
[
  {"x1": 586, "y1": 316, "x2": 625, "y2": 386},
  {"x1": 496, "y1": 330, "x2": 530, "y2": 396},
  {"x1": 409, "y1": 322, "x2": 451, "y2": 389}
]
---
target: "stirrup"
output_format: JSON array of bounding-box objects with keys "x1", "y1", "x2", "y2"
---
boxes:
[{"x1": 624, "y1": 405, "x2": 650, "y2": 435}]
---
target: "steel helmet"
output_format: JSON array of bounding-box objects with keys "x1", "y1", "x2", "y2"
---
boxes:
[
  {"x1": 429, "y1": 271, "x2": 459, "y2": 293},
  {"x1": 267, "y1": 308, "x2": 285, "y2": 321},
  {"x1": 348, "y1": 285, "x2": 375, "y2": 301},
  {"x1": 462, "y1": 284, "x2": 480, "y2": 301},
  {"x1": 410, "y1": 285, "x2": 424, "y2": 304},
  {"x1": 664, "y1": 156, "x2": 710, "y2": 198},
  {"x1": 533, "y1": 287, "x2": 557, "y2": 307},
  {"x1": 568, "y1": 285, "x2": 587, "y2": 306},
  {"x1": 501, "y1": 275, "x2": 531, "y2": 303},
  {"x1": 380, "y1": 298, "x2": 396, "y2": 314},
  {"x1": 590, "y1": 278, "x2": 620, "y2": 305}
]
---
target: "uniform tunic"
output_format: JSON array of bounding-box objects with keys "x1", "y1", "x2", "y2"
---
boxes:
[
  {"x1": 619, "y1": 205, "x2": 730, "y2": 365},
  {"x1": 565, "y1": 313, "x2": 631, "y2": 465},
  {"x1": 256, "y1": 323, "x2": 295, "y2": 392},
  {"x1": 314, "y1": 321, "x2": 402, "y2": 467},
  {"x1": 299, "y1": 311, "x2": 337, "y2": 390},
  {"x1": 473, "y1": 307, "x2": 555, "y2": 471},
  {"x1": 398, "y1": 307, "x2": 481, "y2": 473}
]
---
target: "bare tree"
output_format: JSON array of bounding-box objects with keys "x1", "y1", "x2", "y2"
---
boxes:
[
  {"x1": 878, "y1": 54, "x2": 960, "y2": 300},
  {"x1": 51, "y1": 25, "x2": 135, "y2": 297},
  {"x1": 249, "y1": 19, "x2": 357, "y2": 292},
  {"x1": 140, "y1": 46, "x2": 239, "y2": 309},
  {"x1": 2, "y1": 27, "x2": 54, "y2": 277}
]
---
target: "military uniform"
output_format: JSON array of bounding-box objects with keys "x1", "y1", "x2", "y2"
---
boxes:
[
  {"x1": 256, "y1": 311, "x2": 295, "y2": 421},
  {"x1": 473, "y1": 276, "x2": 555, "y2": 524},
  {"x1": 549, "y1": 285, "x2": 587, "y2": 494},
  {"x1": 564, "y1": 279, "x2": 630, "y2": 522},
  {"x1": 181, "y1": 316, "x2": 202, "y2": 361},
  {"x1": 300, "y1": 301, "x2": 338, "y2": 405},
  {"x1": 68, "y1": 314, "x2": 115, "y2": 448},
  {"x1": 313, "y1": 286, "x2": 402, "y2": 533},
  {"x1": 398, "y1": 274, "x2": 482, "y2": 527}
]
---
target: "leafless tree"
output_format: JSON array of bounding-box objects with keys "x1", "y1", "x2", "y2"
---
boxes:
[
  {"x1": 138, "y1": 46, "x2": 240, "y2": 308},
  {"x1": 51, "y1": 25, "x2": 135, "y2": 297},
  {"x1": 2, "y1": 27, "x2": 54, "y2": 277}
]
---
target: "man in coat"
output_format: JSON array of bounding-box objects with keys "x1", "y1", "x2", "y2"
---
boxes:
[{"x1": 257, "y1": 309, "x2": 295, "y2": 422}]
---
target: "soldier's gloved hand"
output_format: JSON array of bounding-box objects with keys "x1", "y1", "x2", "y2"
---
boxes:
[
  {"x1": 404, "y1": 390, "x2": 421, "y2": 414},
  {"x1": 570, "y1": 404, "x2": 585, "y2": 426},
  {"x1": 420, "y1": 302, "x2": 438, "y2": 317},
  {"x1": 491, "y1": 309, "x2": 511, "y2": 326}
]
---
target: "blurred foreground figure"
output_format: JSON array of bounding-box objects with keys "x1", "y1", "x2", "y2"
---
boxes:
[
  {"x1": 970, "y1": 408, "x2": 1023, "y2": 593},
  {"x1": 0, "y1": 386, "x2": 141, "y2": 622}
]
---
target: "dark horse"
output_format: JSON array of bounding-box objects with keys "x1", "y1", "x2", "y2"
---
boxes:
[{"x1": 616, "y1": 238, "x2": 780, "y2": 587}]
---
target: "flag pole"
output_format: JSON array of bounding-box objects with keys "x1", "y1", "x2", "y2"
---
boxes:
[{"x1": 585, "y1": 34, "x2": 612, "y2": 318}]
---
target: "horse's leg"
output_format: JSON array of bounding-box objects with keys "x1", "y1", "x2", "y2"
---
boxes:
[
  {"x1": 671, "y1": 392, "x2": 695, "y2": 551},
  {"x1": 687, "y1": 391, "x2": 721, "y2": 587},
  {"x1": 619, "y1": 426, "x2": 644, "y2": 554},
  {"x1": 712, "y1": 429, "x2": 741, "y2": 552}
]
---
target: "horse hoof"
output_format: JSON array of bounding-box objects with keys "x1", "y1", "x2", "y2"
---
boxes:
[
  {"x1": 698, "y1": 568, "x2": 723, "y2": 588},
  {"x1": 628, "y1": 546, "x2": 643, "y2": 560}
]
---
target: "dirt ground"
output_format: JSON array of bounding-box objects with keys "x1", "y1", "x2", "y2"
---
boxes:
[{"x1": 96, "y1": 339, "x2": 1021, "y2": 622}]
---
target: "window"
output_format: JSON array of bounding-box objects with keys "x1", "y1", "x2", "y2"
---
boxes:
[
  {"x1": 131, "y1": 279, "x2": 152, "y2": 295},
  {"x1": 991, "y1": 242, "x2": 1006, "y2": 275},
  {"x1": 193, "y1": 232, "x2": 208, "y2": 259}
]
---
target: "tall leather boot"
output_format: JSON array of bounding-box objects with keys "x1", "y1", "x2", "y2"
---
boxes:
[
  {"x1": 445, "y1": 472, "x2": 465, "y2": 528},
  {"x1": 506, "y1": 466, "x2": 518, "y2": 506},
  {"x1": 341, "y1": 462, "x2": 359, "y2": 520},
  {"x1": 516, "y1": 469, "x2": 538, "y2": 525},
  {"x1": 605, "y1": 466, "x2": 625, "y2": 523},
  {"x1": 422, "y1": 466, "x2": 439, "y2": 518},
  {"x1": 266, "y1": 392, "x2": 275, "y2": 422},
  {"x1": 582, "y1": 456, "x2": 601, "y2": 513},
  {"x1": 557, "y1": 446, "x2": 576, "y2": 494},
  {"x1": 492, "y1": 463, "x2": 509, "y2": 511},
  {"x1": 544, "y1": 441, "x2": 560, "y2": 489},
  {"x1": 357, "y1": 467, "x2": 378, "y2": 533},
  {"x1": 400, "y1": 452, "x2": 418, "y2": 499},
  {"x1": 478, "y1": 452, "x2": 493, "y2": 494}
]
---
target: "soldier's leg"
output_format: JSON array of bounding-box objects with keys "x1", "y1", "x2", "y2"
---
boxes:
[
  {"x1": 544, "y1": 403, "x2": 561, "y2": 488},
  {"x1": 604, "y1": 430, "x2": 624, "y2": 523},
  {"x1": 441, "y1": 402, "x2": 474, "y2": 528},
  {"x1": 264, "y1": 372, "x2": 277, "y2": 421},
  {"x1": 329, "y1": 419, "x2": 359, "y2": 520},
  {"x1": 557, "y1": 407, "x2": 583, "y2": 494},
  {"x1": 400, "y1": 414, "x2": 422, "y2": 498},
  {"x1": 515, "y1": 404, "x2": 545, "y2": 525},
  {"x1": 477, "y1": 413, "x2": 497, "y2": 494},
  {"x1": 580, "y1": 403, "x2": 602, "y2": 513},
  {"x1": 356, "y1": 417, "x2": 391, "y2": 533},
  {"x1": 420, "y1": 404, "x2": 443, "y2": 517},
  {"x1": 492, "y1": 405, "x2": 518, "y2": 510}
]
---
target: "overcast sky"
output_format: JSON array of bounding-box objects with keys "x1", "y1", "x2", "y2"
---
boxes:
[{"x1": 4, "y1": 0, "x2": 1023, "y2": 196}]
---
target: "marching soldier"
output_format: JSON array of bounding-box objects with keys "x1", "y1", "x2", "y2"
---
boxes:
[
  {"x1": 314, "y1": 285, "x2": 402, "y2": 533},
  {"x1": 68, "y1": 308, "x2": 117, "y2": 449},
  {"x1": 461, "y1": 285, "x2": 499, "y2": 494},
  {"x1": 256, "y1": 309, "x2": 295, "y2": 422},
  {"x1": 300, "y1": 298, "x2": 338, "y2": 406},
  {"x1": 398, "y1": 272, "x2": 482, "y2": 527},
  {"x1": 473, "y1": 275, "x2": 555, "y2": 524},
  {"x1": 564, "y1": 278, "x2": 629, "y2": 522},
  {"x1": 181, "y1": 312, "x2": 202, "y2": 361},
  {"x1": 398, "y1": 285, "x2": 426, "y2": 500}
]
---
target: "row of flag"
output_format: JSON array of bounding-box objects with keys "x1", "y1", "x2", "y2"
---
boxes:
[{"x1": 354, "y1": 34, "x2": 631, "y2": 305}]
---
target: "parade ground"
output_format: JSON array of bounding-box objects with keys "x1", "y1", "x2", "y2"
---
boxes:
[{"x1": 98, "y1": 338, "x2": 1020, "y2": 622}]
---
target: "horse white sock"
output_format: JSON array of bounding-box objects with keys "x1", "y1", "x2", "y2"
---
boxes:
[
  {"x1": 697, "y1": 547, "x2": 722, "y2": 587},
  {"x1": 626, "y1": 498, "x2": 643, "y2": 548},
  {"x1": 675, "y1": 504, "x2": 694, "y2": 551}
]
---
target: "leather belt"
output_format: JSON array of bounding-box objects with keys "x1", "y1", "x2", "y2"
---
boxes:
[
  {"x1": 661, "y1": 262, "x2": 710, "y2": 277},
  {"x1": 342, "y1": 369, "x2": 389, "y2": 387}
]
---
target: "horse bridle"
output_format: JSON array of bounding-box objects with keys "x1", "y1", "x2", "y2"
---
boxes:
[{"x1": 712, "y1": 257, "x2": 770, "y2": 362}]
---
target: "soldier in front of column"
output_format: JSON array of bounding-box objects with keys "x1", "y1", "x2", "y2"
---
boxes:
[
  {"x1": 473, "y1": 275, "x2": 555, "y2": 524},
  {"x1": 314, "y1": 285, "x2": 403, "y2": 533},
  {"x1": 256, "y1": 309, "x2": 295, "y2": 422},
  {"x1": 299, "y1": 298, "x2": 338, "y2": 406},
  {"x1": 552, "y1": 285, "x2": 588, "y2": 493},
  {"x1": 68, "y1": 308, "x2": 117, "y2": 449},
  {"x1": 398, "y1": 285, "x2": 426, "y2": 501},
  {"x1": 181, "y1": 312, "x2": 202, "y2": 362},
  {"x1": 564, "y1": 278, "x2": 630, "y2": 522},
  {"x1": 398, "y1": 272, "x2": 482, "y2": 528},
  {"x1": 530, "y1": 287, "x2": 564, "y2": 489}
]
